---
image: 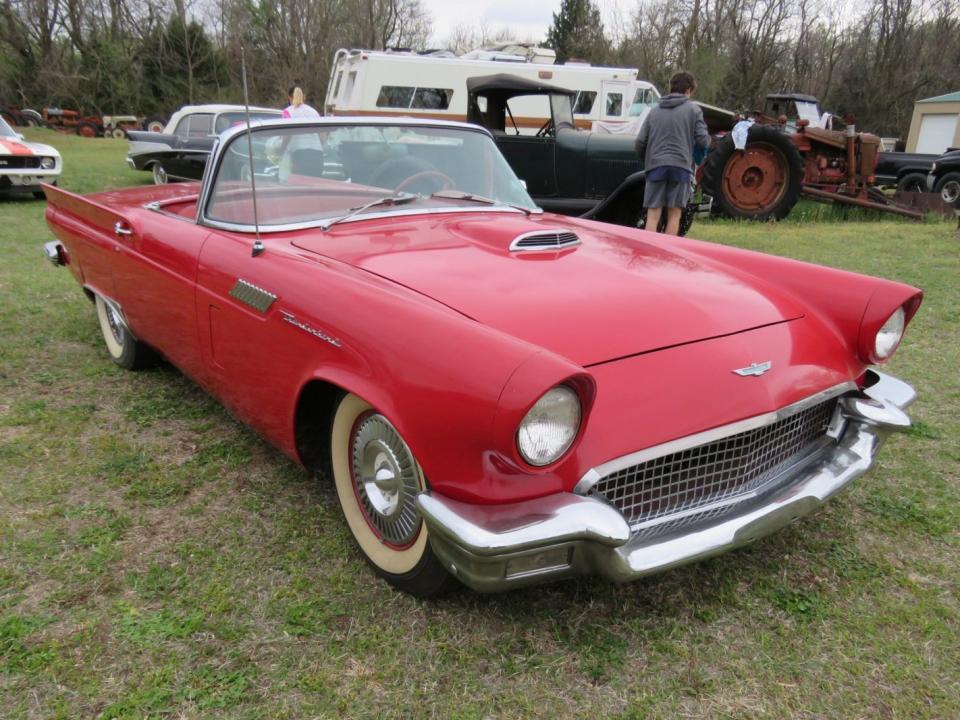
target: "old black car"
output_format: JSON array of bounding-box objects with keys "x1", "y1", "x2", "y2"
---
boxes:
[{"x1": 465, "y1": 74, "x2": 701, "y2": 233}]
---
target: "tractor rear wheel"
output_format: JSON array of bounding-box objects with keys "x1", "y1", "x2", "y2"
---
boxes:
[
  {"x1": 76, "y1": 121, "x2": 98, "y2": 138},
  {"x1": 703, "y1": 125, "x2": 804, "y2": 220},
  {"x1": 145, "y1": 117, "x2": 166, "y2": 133}
]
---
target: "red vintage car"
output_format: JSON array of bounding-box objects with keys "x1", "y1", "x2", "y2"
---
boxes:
[{"x1": 42, "y1": 118, "x2": 922, "y2": 596}]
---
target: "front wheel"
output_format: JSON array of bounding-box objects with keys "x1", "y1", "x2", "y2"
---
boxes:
[
  {"x1": 329, "y1": 393, "x2": 455, "y2": 597},
  {"x1": 94, "y1": 294, "x2": 156, "y2": 370},
  {"x1": 152, "y1": 162, "x2": 168, "y2": 185},
  {"x1": 934, "y1": 172, "x2": 960, "y2": 207}
]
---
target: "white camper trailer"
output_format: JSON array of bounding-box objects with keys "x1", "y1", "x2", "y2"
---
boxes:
[{"x1": 324, "y1": 47, "x2": 660, "y2": 134}]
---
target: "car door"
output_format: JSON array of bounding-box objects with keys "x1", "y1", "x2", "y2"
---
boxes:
[{"x1": 110, "y1": 205, "x2": 210, "y2": 383}]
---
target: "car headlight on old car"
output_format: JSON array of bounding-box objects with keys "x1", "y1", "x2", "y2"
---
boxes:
[
  {"x1": 517, "y1": 385, "x2": 581, "y2": 466},
  {"x1": 874, "y1": 307, "x2": 905, "y2": 360},
  {"x1": 40, "y1": 156, "x2": 55, "y2": 170}
]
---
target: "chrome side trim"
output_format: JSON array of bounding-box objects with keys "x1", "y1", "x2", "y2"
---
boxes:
[
  {"x1": 574, "y1": 381, "x2": 856, "y2": 495},
  {"x1": 229, "y1": 279, "x2": 276, "y2": 313}
]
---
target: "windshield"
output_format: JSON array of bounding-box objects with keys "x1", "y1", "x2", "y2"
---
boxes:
[
  {"x1": 206, "y1": 124, "x2": 538, "y2": 229},
  {"x1": 0, "y1": 117, "x2": 17, "y2": 138},
  {"x1": 630, "y1": 87, "x2": 659, "y2": 116},
  {"x1": 794, "y1": 101, "x2": 822, "y2": 125}
]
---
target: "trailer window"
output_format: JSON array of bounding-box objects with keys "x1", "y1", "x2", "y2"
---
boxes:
[
  {"x1": 377, "y1": 86, "x2": 415, "y2": 108},
  {"x1": 377, "y1": 86, "x2": 454, "y2": 110},
  {"x1": 333, "y1": 71, "x2": 343, "y2": 99},
  {"x1": 412, "y1": 88, "x2": 453, "y2": 110},
  {"x1": 605, "y1": 93, "x2": 623, "y2": 117},
  {"x1": 573, "y1": 91, "x2": 596, "y2": 114}
]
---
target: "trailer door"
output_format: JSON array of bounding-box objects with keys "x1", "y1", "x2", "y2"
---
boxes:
[{"x1": 601, "y1": 82, "x2": 629, "y2": 120}]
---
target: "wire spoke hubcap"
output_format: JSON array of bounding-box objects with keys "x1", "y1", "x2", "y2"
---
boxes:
[{"x1": 351, "y1": 413, "x2": 422, "y2": 547}]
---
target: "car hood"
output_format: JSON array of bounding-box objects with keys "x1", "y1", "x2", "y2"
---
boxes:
[
  {"x1": 291, "y1": 213, "x2": 806, "y2": 366},
  {"x1": 0, "y1": 138, "x2": 58, "y2": 157}
]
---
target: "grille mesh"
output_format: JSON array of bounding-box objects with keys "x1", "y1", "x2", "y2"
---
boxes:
[
  {"x1": 0, "y1": 156, "x2": 42, "y2": 169},
  {"x1": 592, "y1": 398, "x2": 839, "y2": 535}
]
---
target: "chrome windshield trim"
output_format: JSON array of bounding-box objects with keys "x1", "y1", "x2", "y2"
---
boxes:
[
  {"x1": 201, "y1": 204, "x2": 541, "y2": 234},
  {"x1": 574, "y1": 381, "x2": 857, "y2": 495},
  {"x1": 196, "y1": 118, "x2": 531, "y2": 231}
]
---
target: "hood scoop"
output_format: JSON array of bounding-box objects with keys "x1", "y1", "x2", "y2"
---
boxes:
[{"x1": 509, "y1": 229, "x2": 581, "y2": 252}]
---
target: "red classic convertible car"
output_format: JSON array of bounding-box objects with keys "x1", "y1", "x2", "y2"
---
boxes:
[{"x1": 42, "y1": 118, "x2": 922, "y2": 596}]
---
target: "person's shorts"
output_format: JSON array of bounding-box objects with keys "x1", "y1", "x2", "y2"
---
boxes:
[{"x1": 644, "y1": 178, "x2": 692, "y2": 209}]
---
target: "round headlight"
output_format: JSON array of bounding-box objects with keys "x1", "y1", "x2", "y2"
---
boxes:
[
  {"x1": 40, "y1": 156, "x2": 55, "y2": 170},
  {"x1": 874, "y1": 306, "x2": 905, "y2": 360},
  {"x1": 517, "y1": 385, "x2": 581, "y2": 466}
]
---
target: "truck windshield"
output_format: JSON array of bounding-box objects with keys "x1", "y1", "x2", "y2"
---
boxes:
[{"x1": 206, "y1": 123, "x2": 538, "y2": 229}]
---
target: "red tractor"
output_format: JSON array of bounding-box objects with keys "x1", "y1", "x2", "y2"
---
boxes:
[
  {"x1": 700, "y1": 93, "x2": 922, "y2": 221},
  {"x1": 40, "y1": 108, "x2": 150, "y2": 138}
]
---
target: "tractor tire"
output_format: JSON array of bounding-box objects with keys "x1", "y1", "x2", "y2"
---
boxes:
[
  {"x1": 702, "y1": 125, "x2": 804, "y2": 220},
  {"x1": 934, "y1": 172, "x2": 960, "y2": 208},
  {"x1": 76, "y1": 121, "x2": 99, "y2": 138},
  {"x1": 896, "y1": 173, "x2": 927, "y2": 194},
  {"x1": 145, "y1": 116, "x2": 166, "y2": 133},
  {"x1": 20, "y1": 109, "x2": 42, "y2": 127}
]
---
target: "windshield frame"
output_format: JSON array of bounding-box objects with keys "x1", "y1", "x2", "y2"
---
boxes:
[
  {"x1": 0, "y1": 116, "x2": 19, "y2": 138},
  {"x1": 196, "y1": 118, "x2": 542, "y2": 233}
]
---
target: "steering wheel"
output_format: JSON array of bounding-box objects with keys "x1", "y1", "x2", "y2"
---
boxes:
[
  {"x1": 535, "y1": 118, "x2": 554, "y2": 138},
  {"x1": 394, "y1": 170, "x2": 456, "y2": 194}
]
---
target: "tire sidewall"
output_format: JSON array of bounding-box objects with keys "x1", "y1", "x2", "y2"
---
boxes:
[
  {"x1": 935, "y1": 172, "x2": 960, "y2": 207},
  {"x1": 95, "y1": 295, "x2": 136, "y2": 368}
]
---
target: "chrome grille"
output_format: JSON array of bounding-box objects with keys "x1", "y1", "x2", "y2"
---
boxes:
[{"x1": 592, "y1": 398, "x2": 839, "y2": 536}]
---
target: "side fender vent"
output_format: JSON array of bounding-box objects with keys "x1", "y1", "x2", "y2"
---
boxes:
[{"x1": 509, "y1": 229, "x2": 581, "y2": 252}]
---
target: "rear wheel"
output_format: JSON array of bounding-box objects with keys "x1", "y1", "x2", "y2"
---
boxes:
[
  {"x1": 94, "y1": 295, "x2": 156, "y2": 370},
  {"x1": 145, "y1": 117, "x2": 166, "y2": 133},
  {"x1": 702, "y1": 125, "x2": 804, "y2": 220},
  {"x1": 896, "y1": 172, "x2": 927, "y2": 194},
  {"x1": 76, "y1": 121, "x2": 98, "y2": 138},
  {"x1": 111, "y1": 127, "x2": 127, "y2": 139},
  {"x1": 329, "y1": 393, "x2": 455, "y2": 597},
  {"x1": 934, "y1": 172, "x2": 960, "y2": 207}
]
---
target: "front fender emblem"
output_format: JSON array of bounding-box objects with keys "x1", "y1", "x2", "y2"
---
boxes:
[{"x1": 733, "y1": 361, "x2": 772, "y2": 377}]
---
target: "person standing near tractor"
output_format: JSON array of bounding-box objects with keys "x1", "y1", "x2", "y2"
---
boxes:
[{"x1": 635, "y1": 71, "x2": 711, "y2": 235}]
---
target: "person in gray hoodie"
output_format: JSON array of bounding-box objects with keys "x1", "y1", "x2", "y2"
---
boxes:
[{"x1": 635, "y1": 71, "x2": 711, "y2": 235}]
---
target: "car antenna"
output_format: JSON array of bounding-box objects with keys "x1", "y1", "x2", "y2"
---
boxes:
[{"x1": 240, "y1": 46, "x2": 265, "y2": 257}]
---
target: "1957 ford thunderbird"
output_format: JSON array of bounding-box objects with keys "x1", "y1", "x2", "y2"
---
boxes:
[{"x1": 42, "y1": 117, "x2": 922, "y2": 596}]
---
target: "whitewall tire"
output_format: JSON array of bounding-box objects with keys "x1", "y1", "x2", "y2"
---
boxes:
[
  {"x1": 329, "y1": 393, "x2": 454, "y2": 596},
  {"x1": 94, "y1": 294, "x2": 155, "y2": 370}
]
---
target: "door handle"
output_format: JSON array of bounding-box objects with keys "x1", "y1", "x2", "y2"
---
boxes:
[{"x1": 114, "y1": 221, "x2": 133, "y2": 237}]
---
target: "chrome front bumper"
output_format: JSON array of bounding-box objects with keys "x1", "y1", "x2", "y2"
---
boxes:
[{"x1": 417, "y1": 370, "x2": 916, "y2": 592}]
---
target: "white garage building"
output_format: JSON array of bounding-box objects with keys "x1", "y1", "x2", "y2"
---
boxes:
[{"x1": 905, "y1": 91, "x2": 960, "y2": 154}]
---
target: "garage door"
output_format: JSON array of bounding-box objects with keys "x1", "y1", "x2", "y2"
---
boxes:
[{"x1": 916, "y1": 113, "x2": 958, "y2": 154}]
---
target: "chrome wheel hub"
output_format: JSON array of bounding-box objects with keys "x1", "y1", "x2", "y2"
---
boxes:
[
  {"x1": 942, "y1": 180, "x2": 959, "y2": 205},
  {"x1": 351, "y1": 414, "x2": 421, "y2": 546},
  {"x1": 104, "y1": 303, "x2": 124, "y2": 344}
]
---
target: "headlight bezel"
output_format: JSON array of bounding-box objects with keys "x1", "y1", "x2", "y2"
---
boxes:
[
  {"x1": 515, "y1": 384, "x2": 583, "y2": 468},
  {"x1": 40, "y1": 156, "x2": 56, "y2": 170}
]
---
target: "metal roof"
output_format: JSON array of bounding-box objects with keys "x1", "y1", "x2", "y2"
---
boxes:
[{"x1": 917, "y1": 91, "x2": 960, "y2": 104}]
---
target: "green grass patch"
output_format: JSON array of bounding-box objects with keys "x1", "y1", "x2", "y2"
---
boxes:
[{"x1": 0, "y1": 127, "x2": 957, "y2": 718}]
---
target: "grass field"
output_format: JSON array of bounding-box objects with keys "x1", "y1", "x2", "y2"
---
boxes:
[{"x1": 1, "y1": 129, "x2": 958, "y2": 719}]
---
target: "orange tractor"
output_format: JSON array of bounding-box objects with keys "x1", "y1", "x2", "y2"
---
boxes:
[
  {"x1": 700, "y1": 93, "x2": 923, "y2": 221},
  {"x1": 41, "y1": 108, "x2": 147, "y2": 138}
]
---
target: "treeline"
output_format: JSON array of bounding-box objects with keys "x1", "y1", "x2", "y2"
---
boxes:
[
  {"x1": 0, "y1": 0, "x2": 429, "y2": 119},
  {"x1": 1, "y1": 0, "x2": 958, "y2": 138}
]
